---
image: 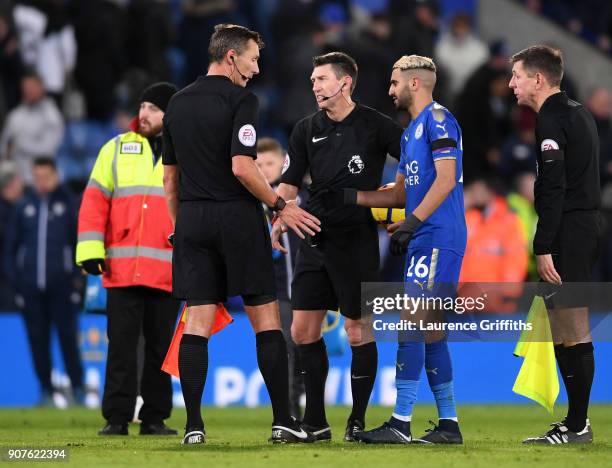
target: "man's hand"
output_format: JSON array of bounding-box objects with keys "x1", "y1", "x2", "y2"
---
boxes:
[
  {"x1": 271, "y1": 221, "x2": 288, "y2": 254},
  {"x1": 536, "y1": 254, "x2": 562, "y2": 285},
  {"x1": 389, "y1": 214, "x2": 422, "y2": 256},
  {"x1": 386, "y1": 220, "x2": 403, "y2": 235},
  {"x1": 277, "y1": 200, "x2": 321, "y2": 239},
  {"x1": 82, "y1": 259, "x2": 106, "y2": 276},
  {"x1": 312, "y1": 187, "x2": 358, "y2": 211}
]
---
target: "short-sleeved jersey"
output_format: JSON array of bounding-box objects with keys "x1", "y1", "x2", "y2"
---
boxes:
[
  {"x1": 281, "y1": 103, "x2": 403, "y2": 226},
  {"x1": 162, "y1": 75, "x2": 259, "y2": 202},
  {"x1": 533, "y1": 91, "x2": 600, "y2": 255},
  {"x1": 398, "y1": 101, "x2": 466, "y2": 255}
]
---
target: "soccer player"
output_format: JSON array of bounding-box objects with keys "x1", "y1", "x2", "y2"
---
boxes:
[
  {"x1": 338, "y1": 55, "x2": 467, "y2": 444},
  {"x1": 509, "y1": 45, "x2": 600, "y2": 444}
]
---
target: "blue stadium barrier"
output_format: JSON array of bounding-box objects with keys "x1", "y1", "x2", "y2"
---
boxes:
[{"x1": 0, "y1": 312, "x2": 610, "y2": 407}]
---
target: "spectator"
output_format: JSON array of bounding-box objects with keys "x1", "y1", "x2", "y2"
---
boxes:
[
  {"x1": 500, "y1": 106, "x2": 537, "y2": 178},
  {"x1": 0, "y1": 5, "x2": 24, "y2": 115},
  {"x1": 0, "y1": 71, "x2": 64, "y2": 183},
  {"x1": 72, "y1": 0, "x2": 127, "y2": 120},
  {"x1": 3, "y1": 157, "x2": 83, "y2": 405},
  {"x1": 455, "y1": 67, "x2": 512, "y2": 181},
  {"x1": 339, "y1": 13, "x2": 396, "y2": 116},
  {"x1": 434, "y1": 12, "x2": 488, "y2": 99},
  {"x1": 126, "y1": 0, "x2": 173, "y2": 82},
  {"x1": 461, "y1": 179, "x2": 528, "y2": 312},
  {"x1": 34, "y1": 0, "x2": 77, "y2": 107},
  {"x1": 0, "y1": 160, "x2": 24, "y2": 309},
  {"x1": 507, "y1": 172, "x2": 538, "y2": 281},
  {"x1": 586, "y1": 87, "x2": 612, "y2": 184},
  {"x1": 178, "y1": 0, "x2": 244, "y2": 84},
  {"x1": 391, "y1": 0, "x2": 440, "y2": 59},
  {"x1": 274, "y1": 22, "x2": 326, "y2": 134}
]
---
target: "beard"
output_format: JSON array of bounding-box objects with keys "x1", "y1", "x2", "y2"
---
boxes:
[
  {"x1": 395, "y1": 88, "x2": 412, "y2": 111},
  {"x1": 139, "y1": 120, "x2": 162, "y2": 137}
]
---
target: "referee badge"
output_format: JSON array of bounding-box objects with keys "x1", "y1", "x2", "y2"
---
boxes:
[
  {"x1": 541, "y1": 139, "x2": 559, "y2": 151},
  {"x1": 238, "y1": 124, "x2": 256, "y2": 147}
]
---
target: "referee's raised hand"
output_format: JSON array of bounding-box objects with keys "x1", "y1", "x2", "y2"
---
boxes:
[{"x1": 277, "y1": 200, "x2": 321, "y2": 239}]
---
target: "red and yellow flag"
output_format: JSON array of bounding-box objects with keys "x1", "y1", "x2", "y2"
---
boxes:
[{"x1": 162, "y1": 303, "x2": 232, "y2": 378}]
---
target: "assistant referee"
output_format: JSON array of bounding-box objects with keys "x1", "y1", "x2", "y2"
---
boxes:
[
  {"x1": 162, "y1": 24, "x2": 320, "y2": 445},
  {"x1": 509, "y1": 45, "x2": 601, "y2": 445},
  {"x1": 272, "y1": 52, "x2": 403, "y2": 442}
]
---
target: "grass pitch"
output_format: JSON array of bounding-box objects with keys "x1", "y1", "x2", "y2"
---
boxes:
[{"x1": 1, "y1": 405, "x2": 611, "y2": 467}]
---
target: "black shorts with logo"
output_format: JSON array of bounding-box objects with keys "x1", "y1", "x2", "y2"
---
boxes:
[
  {"x1": 172, "y1": 199, "x2": 276, "y2": 302},
  {"x1": 291, "y1": 222, "x2": 379, "y2": 320}
]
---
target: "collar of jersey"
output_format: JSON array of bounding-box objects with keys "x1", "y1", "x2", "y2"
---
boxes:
[
  {"x1": 540, "y1": 91, "x2": 566, "y2": 112},
  {"x1": 410, "y1": 101, "x2": 436, "y2": 127},
  {"x1": 199, "y1": 74, "x2": 232, "y2": 83}
]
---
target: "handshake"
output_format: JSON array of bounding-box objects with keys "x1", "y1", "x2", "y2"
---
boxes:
[{"x1": 308, "y1": 187, "x2": 421, "y2": 256}]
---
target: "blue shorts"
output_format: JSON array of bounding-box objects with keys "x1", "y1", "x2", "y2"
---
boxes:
[{"x1": 403, "y1": 247, "x2": 463, "y2": 299}]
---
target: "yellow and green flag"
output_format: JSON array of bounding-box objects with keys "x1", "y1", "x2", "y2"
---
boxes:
[{"x1": 512, "y1": 295, "x2": 559, "y2": 413}]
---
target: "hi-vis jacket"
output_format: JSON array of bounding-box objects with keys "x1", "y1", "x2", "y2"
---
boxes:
[{"x1": 76, "y1": 127, "x2": 173, "y2": 292}]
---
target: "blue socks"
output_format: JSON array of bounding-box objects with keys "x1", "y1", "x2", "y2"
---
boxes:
[
  {"x1": 393, "y1": 339, "x2": 458, "y2": 424},
  {"x1": 425, "y1": 339, "x2": 457, "y2": 420},
  {"x1": 392, "y1": 341, "x2": 424, "y2": 421}
]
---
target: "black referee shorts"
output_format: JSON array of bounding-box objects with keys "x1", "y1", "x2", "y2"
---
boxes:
[
  {"x1": 291, "y1": 222, "x2": 380, "y2": 320},
  {"x1": 172, "y1": 199, "x2": 276, "y2": 303},
  {"x1": 546, "y1": 210, "x2": 602, "y2": 308}
]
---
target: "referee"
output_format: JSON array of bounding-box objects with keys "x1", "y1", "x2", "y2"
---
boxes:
[
  {"x1": 272, "y1": 52, "x2": 403, "y2": 441},
  {"x1": 509, "y1": 45, "x2": 600, "y2": 444},
  {"x1": 162, "y1": 24, "x2": 320, "y2": 445}
]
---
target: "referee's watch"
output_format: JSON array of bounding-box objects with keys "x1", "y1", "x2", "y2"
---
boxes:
[{"x1": 272, "y1": 195, "x2": 287, "y2": 212}]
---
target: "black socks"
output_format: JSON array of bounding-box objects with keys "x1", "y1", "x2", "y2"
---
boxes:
[
  {"x1": 348, "y1": 342, "x2": 378, "y2": 424},
  {"x1": 179, "y1": 334, "x2": 208, "y2": 430},
  {"x1": 256, "y1": 330, "x2": 292, "y2": 426},
  {"x1": 298, "y1": 338, "x2": 329, "y2": 427},
  {"x1": 555, "y1": 343, "x2": 595, "y2": 432},
  {"x1": 562, "y1": 342, "x2": 595, "y2": 432}
]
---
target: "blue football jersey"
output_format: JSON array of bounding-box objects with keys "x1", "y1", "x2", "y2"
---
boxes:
[{"x1": 397, "y1": 101, "x2": 467, "y2": 255}]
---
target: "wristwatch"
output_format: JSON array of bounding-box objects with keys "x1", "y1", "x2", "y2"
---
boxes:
[{"x1": 272, "y1": 195, "x2": 286, "y2": 212}]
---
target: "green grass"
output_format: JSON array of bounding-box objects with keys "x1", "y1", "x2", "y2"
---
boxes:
[{"x1": 0, "y1": 405, "x2": 611, "y2": 467}]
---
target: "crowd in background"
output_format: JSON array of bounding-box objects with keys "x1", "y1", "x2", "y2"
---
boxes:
[{"x1": 1, "y1": 0, "x2": 612, "y2": 313}]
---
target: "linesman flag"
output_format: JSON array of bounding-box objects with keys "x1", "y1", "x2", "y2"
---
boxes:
[
  {"x1": 162, "y1": 303, "x2": 233, "y2": 378},
  {"x1": 512, "y1": 295, "x2": 559, "y2": 413}
]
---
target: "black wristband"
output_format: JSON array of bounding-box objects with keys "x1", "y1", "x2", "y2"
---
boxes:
[
  {"x1": 404, "y1": 213, "x2": 422, "y2": 231},
  {"x1": 272, "y1": 195, "x2": 286, "y2": 212}
]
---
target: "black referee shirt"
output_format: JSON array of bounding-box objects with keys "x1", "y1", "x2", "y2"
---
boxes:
[
  {"x1": 281, "y1": 103, "x2": 403, "y2": 226},
  {"x1": 162, "y1": 75, "x2": 259, "y2": 202},
  {"x1": 533, "y1": 91, "x2": 601, "y2": 255}
]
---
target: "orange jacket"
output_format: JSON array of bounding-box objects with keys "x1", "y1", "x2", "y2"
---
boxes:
[
  {"x1": 76, "y1": 125, "x2": 173, "y2": 292},
  {"x1": 460, "y1": 197, "x2": 528, "y2": 312}
]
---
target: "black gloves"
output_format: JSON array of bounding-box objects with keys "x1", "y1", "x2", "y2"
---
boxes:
[
  {"x1": 312, "y1": 187, "x2": 358, "y2": 212},
  {"x1": 389, "y1": 214, "x2": 422, "y2": 256},
  {"x1": 81, "y1": 259, "x2": 106, "y2": 276}
]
